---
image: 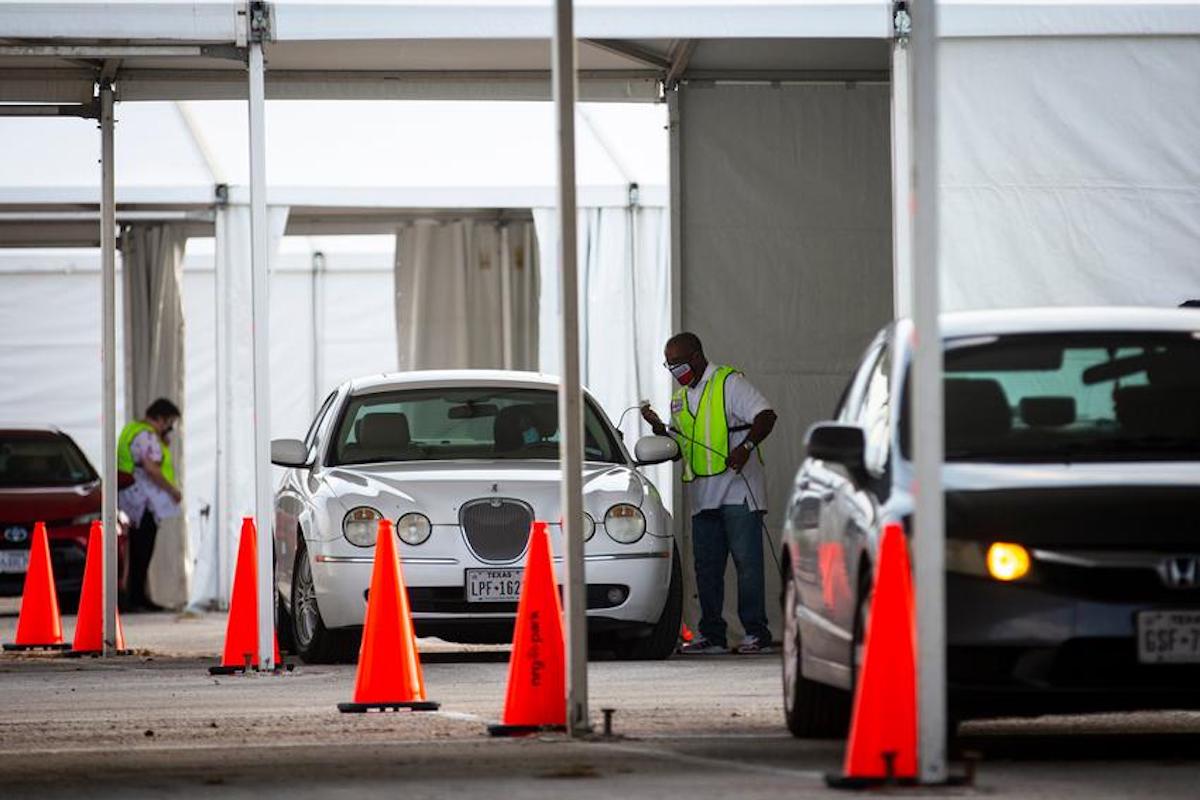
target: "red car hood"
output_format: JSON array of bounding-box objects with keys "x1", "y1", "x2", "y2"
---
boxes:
[{"x1": 0, "y1": 480, "x2": 100, "y2": 528}]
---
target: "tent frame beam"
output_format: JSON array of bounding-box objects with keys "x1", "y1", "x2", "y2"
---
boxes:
[{"x1": 99, "y1": 79, "x2": 119, "y2": 656}]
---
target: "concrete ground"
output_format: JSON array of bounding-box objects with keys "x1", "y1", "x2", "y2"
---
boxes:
[{"x1": 2, "y1": 606, "x2": 1199, "y2": 798}]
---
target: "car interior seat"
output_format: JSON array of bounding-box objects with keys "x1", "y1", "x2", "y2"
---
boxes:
[
  {"x1": 944, "y1": 378, "x2": 1013, "y2": 453},
  {"x1": 345, "y1": 412, "x2": 418, "y2": 461}
]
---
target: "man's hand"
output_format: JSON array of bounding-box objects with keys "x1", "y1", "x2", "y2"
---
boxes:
[
  {"x1": 640, "y1": 404, "x2": 668, "y2": 437},
  {"x1": 727, "y1": 442, "x2": 752, "y2": 473}
]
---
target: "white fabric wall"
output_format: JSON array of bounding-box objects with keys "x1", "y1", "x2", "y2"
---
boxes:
[
  {"x1": 676, "y1": 83, "x2": 894, "y2": 640},
  {"x1": 533, "y1": 206, "x2": 674, "y2": 509},
  {"x1": 939, "y1": 36, "x2": 1200, "y2": 310},
  {"x1": 395, "y1": 220, "x2": 538, "y2": 371}
]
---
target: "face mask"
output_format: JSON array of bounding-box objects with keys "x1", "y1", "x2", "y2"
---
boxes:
[
  {"x1": 522, "y1": 427, "x2": 540, "y2": 446},
  {"x1": 669, "y1": 362, "x2": 694, "y2": 386}
]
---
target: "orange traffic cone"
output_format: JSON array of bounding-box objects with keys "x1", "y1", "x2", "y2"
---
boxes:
[
  {"x1": 827, "y1": 522, "x2": 918, "y2": 787},
  {"x1": 338, "y1": 519, "x2": 438, "y2": 712},
  {"x1": 209, "y1": 517, "x2": 287, "y2": 675},
  {"x1": 488, "y1": 521, "x2": 567, "y2": 736},
  {"x1": 68, "y1": 521, "x2": 130, "y2": 656},
  {"x1": 3, "y1": 522, "x2": 69, "y2": 652}
]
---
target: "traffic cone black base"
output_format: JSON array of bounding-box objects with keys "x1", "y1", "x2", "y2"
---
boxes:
[
  {"x1": 209, "y1": 661, "x2": 295, "y2": 676},
  {"x1": 337, "y1": 700, "x2": 440, "y2": 713},
  {"x1": 64, "y1": 647, "x2": 134, "y2": 658},
  {"x1": 3, "y1": 642, "x2": 70, "y2": 652},
  {"x1": 487, "y1": 723, "x2": 567, "y2": 738}
]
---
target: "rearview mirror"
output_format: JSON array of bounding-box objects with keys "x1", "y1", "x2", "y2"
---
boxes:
[
  {"x1": 634, "y1": 435, "x2": 680, "y2": 466},
  {"x1": 271, "y1": 438, "x2": 311, "y2": 468},
  {"x1": 805, "y1": 423, "x2": 865, "y2": 476}
]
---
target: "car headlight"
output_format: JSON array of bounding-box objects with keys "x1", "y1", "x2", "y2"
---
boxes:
[
  {"x1": 604, "y1": 503, "x2": 645, "y2": 544},
  {"x1": 986, "y1": 542, "x2": 1031, "y2": 582},
  {"x1": 396, "y1": 512, "x2": 432, "y2": 546},
  {"x1": 946, "y1": 539, "x2": 1032, "y2": 582},
  {"x1": 71, "y1": 512, "x2": 101, "y2": 526},
  {"x1": 583, "y1": 513, "x2": 596, "y2": 542},
  {"x1": 343, "y1": 506, "x2": 382, "y2": 547}
]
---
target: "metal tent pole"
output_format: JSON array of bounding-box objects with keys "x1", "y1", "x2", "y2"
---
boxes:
[
  {"x1": 908, "y1": 0, "x2": 946, "y2": 783},
  {"x1": 553, "y1": 0, "x2": 589, "y2": 735},
  {"x1": 247, "y1": 40, "x2": 275, "y2": 671},
  {"x1": 99, "y1": 80, "x2": 119, "y2": 656}
]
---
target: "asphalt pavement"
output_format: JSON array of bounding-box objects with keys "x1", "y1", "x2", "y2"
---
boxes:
[{"x1": 1, "y1": 607, "x2": 1198, "y2": 798}]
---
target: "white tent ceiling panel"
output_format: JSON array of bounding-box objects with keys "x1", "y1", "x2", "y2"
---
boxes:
[
  {"x1": 0, "y1": 1, "x2": 242, "y2": 41},
  {"x1": 939, "y1": 0, "x2": 1200, "y2": 38}
]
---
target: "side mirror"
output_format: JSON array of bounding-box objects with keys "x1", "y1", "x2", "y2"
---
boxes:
[
  {"x1": 634, "y1": 435, "x2": 680, "y2": 466},
  {"x1": 271, "y1": 438, "x2": 312, "y2": 468},
  {"x1": 805, "y1": 423, "x2": 866, "y2": 477}
]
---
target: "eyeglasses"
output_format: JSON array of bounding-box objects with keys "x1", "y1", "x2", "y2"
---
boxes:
[{"x1": 663, "y1": 351, "x2": 697, "y2": 370}]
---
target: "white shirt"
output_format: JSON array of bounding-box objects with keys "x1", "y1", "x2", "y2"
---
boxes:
[
  {"x1": 680, "y1": 363, "x2": 773, "y2": 513},
  {"x1": 117, "y1": 430, "x2": 181, "y2": 524}
]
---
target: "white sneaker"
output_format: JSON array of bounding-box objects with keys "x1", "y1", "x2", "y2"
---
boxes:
[
  {"x1": 679, "y1": 638, "x2": 729, "y2": 655},
  {"x1": 736, "y1": 636, "x2": 774, "y2": 655}
]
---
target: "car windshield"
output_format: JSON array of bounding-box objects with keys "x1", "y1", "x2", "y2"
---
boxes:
[
  {"x1": 901, "y1": 331, "x2": 1200, "y2": 462},
  {"x1": 329, "y1": 387, "x2": 624, "y2": 466},
  {"x1": 0, "y1": 433, "x2": 97, "y2": 487}
]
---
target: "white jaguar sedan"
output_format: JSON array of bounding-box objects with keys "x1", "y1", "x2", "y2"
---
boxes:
[{"x1": 270, "y1": 370, "x2": 683, "y2": 663}]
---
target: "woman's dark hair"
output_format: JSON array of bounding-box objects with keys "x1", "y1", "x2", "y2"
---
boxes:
[{"x1": 145, "y1": 398, "x2": 181, "y2": 420}]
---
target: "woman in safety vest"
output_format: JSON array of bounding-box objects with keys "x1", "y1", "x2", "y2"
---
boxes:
[{"x1": 117, "y1": 398, "x2": 181, "y2": 611}]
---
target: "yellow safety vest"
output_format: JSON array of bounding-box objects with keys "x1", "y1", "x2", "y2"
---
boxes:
[
  {"x1": 117, "y1": 420, "x2": 176, "y2": 486},
  {"x1": 672, "y1": 365, "x2": 762, "y2": 483}
]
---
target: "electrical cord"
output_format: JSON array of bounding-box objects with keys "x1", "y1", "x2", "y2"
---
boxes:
[{"x1": 663, "y1": 422, "x2": 783, "y2": 575}]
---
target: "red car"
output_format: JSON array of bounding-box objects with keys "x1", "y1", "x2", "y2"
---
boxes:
[{"x1": 0, "y1": 426, "x2": 128, "y2": 610}]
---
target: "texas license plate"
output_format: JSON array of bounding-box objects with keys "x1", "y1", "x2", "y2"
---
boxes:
[
  {"x1": 0, "y1": 550, "x2": 30, "y2": 574},
  {"x1": 1137, "y1": 610, "x2": 1200, "y2": 664},
  {"x1": 466, "y1": 568, "x2": 523, "y2": 603}
]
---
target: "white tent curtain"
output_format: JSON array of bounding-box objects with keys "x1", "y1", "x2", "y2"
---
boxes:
[
  {"x1": 120, "y1": 222, "x2": 189, "y2": 609},
  {"x1": 533, "y1": 205, "x2": 674, "y2": 509},
  {"x1": 189, "y1": 204, "x2": 290, "y2": 610},
  {"x1": 394, "y1": 219, "x2": 539, "y2": 371},
  {"x1": 939, "y1": 37, "x2": 1200, "y2": 310}
]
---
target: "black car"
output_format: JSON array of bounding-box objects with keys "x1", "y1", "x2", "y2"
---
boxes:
[{"x1": 780, "y1": 308, "x2": 1200, "y2": 737}]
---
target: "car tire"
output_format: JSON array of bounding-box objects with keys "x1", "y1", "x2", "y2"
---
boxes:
[
  {"x1": 290, "y1": 544, "x2": 359, "y2": 664},
  {"x1": 613, "y1": 548, "x2": 683, "y2": 661},
  {"x1": 782, "y1": 568, "x2": 850, "y2": 738}
]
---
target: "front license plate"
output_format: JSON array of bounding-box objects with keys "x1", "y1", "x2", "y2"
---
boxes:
[
  {"x1": 0, "y1": 550, "x2": 29, "y2": 574},
  {"x1": 1137, "y1": 610, "x2": 1200, "y2": 664},
  {"x1": 466, "y1": 568, "x2": 523, "y2": 603}
]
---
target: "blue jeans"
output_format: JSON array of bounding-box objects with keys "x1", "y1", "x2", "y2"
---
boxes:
[{"x1": 691, "y1": 503, "x2": 771, "y2": 647}]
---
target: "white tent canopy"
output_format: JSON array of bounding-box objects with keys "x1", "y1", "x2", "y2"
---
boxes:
[{"x1": 3, "y1": 0, "x2": 1198, "y2": 775}]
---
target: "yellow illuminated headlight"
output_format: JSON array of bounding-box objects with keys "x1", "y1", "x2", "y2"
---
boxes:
[{"x1": 986, "y1": 542, "x2": 1031, "y2": 582}]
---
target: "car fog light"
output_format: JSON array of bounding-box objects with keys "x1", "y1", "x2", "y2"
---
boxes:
[
  {"x1": 987, "y1": 542, "x2": 1030, "y2": 581},
  {"x1": 606, "y1": 587, "x2": 626, "y2": 605}
]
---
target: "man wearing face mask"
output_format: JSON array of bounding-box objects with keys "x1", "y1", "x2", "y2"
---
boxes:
[{"x1": 641, "y1": 332, "x2": 778, "y2": 655}]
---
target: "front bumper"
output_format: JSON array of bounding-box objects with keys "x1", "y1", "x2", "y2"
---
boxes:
[
  {"x1": 947, "y1": 573, "x2": 1200, "y2": 716},
  {"x1": 0, "y1": 528, "x2": 128, "y2": 599},
  {"x1": 307, "y1": 533, "x2": 674, "y2": 637}
]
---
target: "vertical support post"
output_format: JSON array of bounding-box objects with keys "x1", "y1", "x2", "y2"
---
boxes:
[
  {"x1": 908, "y1": 0, "x2": 946, "y2": 783},
  {"x1": 890, "y1": 36, "x2": 913, "y2": 320},
  {"x1": 247, "y1": 41, "x2": 275, "y2": 671},
  {"x1": 552, "y1": 0, "x2": 589, "y2": 735},
  {"x1": 214, "y1": 202, "x2": 230, "y2": 609},
  {"x1": 99, "y1": 81, "x2": 118, "y2": 656}
]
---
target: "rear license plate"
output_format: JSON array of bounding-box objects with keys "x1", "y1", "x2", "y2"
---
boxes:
[
  {"x1": 466, "y1": 568, "x2": 523, "y2": 603},
  {"x1": 0, "y1": 550, "x2": 29, "y2": 574},
  {"x1": 1137, "y1": 610, "x2": 1200, "y2": 664}
]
